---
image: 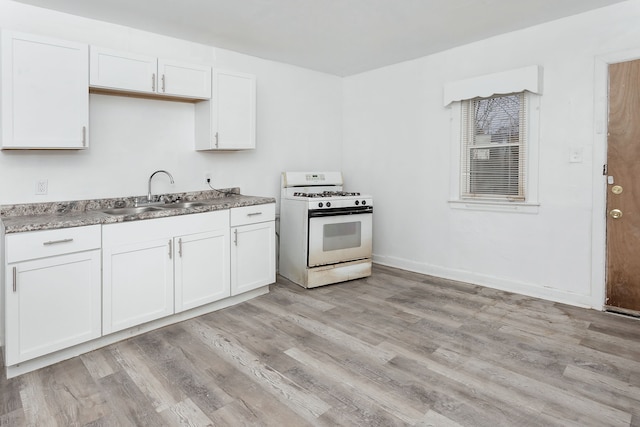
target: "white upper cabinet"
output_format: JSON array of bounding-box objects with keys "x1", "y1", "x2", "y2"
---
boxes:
[
  {"x1": 215, "y1": 70, "x2": 256, "y2": 149},
  {"x1": 195, "y1": 69, "x2": 256, "y2": 150},
  {"x1": 1, "y1": 31, "x2": 89, "y2": 149},
  {"x1": 89, "y1": 47, "x2": 157, "y2": 94},
  {"x1": 158, "y1": 59, "x2": 212, "y2": 99},
  {"x1": 89, "y1": 46, "x2": 211, "y2": 100}
]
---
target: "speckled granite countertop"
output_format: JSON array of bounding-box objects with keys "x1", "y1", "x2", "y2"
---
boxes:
[{"x1": 1, "y1": 188, "x2": 276, "y2": 233}]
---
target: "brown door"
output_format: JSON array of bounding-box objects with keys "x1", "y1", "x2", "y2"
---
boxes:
[{"x1": 606, "y1": 59, "x2": 640, "y2": 314}]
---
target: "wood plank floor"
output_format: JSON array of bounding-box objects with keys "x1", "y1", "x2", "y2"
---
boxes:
[{"x1": 3, "y1": 264, "x2": 640, "y2": 426}]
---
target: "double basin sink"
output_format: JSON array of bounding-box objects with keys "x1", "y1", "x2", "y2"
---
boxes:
[{"x1": 101, "y1": 201, "x2": 209, "y2": 216}]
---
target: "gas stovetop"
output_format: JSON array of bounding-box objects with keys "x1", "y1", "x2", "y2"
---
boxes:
[
  {"x1": 288, "y1": 190, "x2": 372, "y2": 210},
  {"x1": 281, "y1": 171, "x2": 373, "y2": 209},
  {"x1": 293, "y1": 191, "x2": 362, "y2": 198}
]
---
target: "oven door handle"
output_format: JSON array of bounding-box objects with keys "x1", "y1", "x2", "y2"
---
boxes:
[{"x1": 308, "y1": 207, "x2": 373, "y2": 218}]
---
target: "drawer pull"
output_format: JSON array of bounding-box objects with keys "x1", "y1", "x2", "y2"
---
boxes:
[
  {"x1": 247, "y1": 212, "x2": 263, "y2": 217},
  {"x1": 43, "y1": 238, "x2": 74, "y2": 246},
  {"x1": 12, "y1": 267, "x2": 17, "y2": 292}
]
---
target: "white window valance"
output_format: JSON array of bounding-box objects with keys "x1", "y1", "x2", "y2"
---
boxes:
[{"x1": 443, "y1": 65, "x2": 543, "y2": 106}]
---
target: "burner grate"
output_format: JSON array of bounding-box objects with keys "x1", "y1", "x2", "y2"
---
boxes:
[{"x1": 293, "y1": 191, "x2": 361, "y2": 198}]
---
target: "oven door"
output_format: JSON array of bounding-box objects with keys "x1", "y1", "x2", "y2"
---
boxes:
[{"x1": 307, "y1": 208, "x2": 372, "y2": 267}]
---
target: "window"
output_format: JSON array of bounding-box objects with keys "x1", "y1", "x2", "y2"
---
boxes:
[
  {"x1": 460, "y1": 92, "x2": 527, "y2": 201},
  {"x1": 445, "y1": 66, "x2": 541, "y2": 212}
]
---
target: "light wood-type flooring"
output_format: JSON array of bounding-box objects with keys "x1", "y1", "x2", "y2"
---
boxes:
[{"x1": 2, "y1": 264, "x2": 640, "y2": 426}]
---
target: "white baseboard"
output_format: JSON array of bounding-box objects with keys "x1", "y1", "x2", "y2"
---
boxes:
[{"x1": 373, "y1": 254, "x2": 597, "y2": 309}]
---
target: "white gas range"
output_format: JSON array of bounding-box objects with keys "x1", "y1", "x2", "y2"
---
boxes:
[{"x1": 279, "y1": 172, "x2": 373, "y2": 288}]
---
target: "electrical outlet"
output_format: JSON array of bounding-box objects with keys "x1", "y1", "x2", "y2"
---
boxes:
[
  {"x1": 205, "y1": 173, "x2": 212, "y2": 183},
  {"x1": 35, "y1": 179, "x2": 48, "y2": 195}
]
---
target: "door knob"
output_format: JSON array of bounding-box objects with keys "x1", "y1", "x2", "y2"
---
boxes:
[{"x1": 610, "y1": 209, "x2": 623, "y2": 219}]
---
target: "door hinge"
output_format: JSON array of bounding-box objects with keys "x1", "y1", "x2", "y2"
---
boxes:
[{"x1": 602, "y1": 164, "x2": 608, "y2": 175}]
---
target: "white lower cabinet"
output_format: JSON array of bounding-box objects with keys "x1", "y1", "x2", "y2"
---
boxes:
[
  {"x1": 230, "y1": 204, "x2": 276, "y2": 295},
  {"x1": 174, "y1": 228, "x2": 230, "y2": 313},
  {"x1": 102, "y1": 235, "x2": 174, "y2": 335},
  {"x1": 102, "y1": 211, "x2": 230, "y2": 334},
  {"x1": 4, "y1": 226, "x2": 102, "y2": 365},
  {"x1": 2, "y1": 204, "x2": 274, "y2": 373}
]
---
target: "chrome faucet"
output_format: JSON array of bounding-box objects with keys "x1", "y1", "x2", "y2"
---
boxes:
[{"x1": 147, "y1": 170, "x2": 174, "y2": 203}]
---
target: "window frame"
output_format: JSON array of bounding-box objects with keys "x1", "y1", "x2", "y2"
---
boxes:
[
  {"x1": 448, "y1": 91, "x2": 540, "y2": 214},
  {"x1": 461, "y1": 92, "x2": 527, "y2": 201}
]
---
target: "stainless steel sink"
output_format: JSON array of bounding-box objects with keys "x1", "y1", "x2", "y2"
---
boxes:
[
  {"x1": 160, "y1": 201, "x2": 209, "y2": 209},
  {"x1": 100, "y1": 206, "x2": 162, "y2": 215}
]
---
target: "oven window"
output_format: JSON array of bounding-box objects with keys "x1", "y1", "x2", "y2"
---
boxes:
[{"x1": 323, "y1": 221, "x2": 361, "y2": 251}]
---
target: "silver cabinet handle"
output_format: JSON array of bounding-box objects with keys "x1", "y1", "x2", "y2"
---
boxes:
[
  {"x1": 214, "y1": 132, "x2": 219, "y2": 148},
  {"x1": 12, "y1": 267, "x2": 17, "y2": 292},
  {"x1": 152, "y1": 73, "x2": 156, "y2": 91},
  {"x1": 161, "y1": 74, "x2": 166, "y2": 92},
  {"x1": 234, "y1": 229, "x2": 238, "y2": 246},
  {"x1": 82, "y1": 126, "x2": 87, "y2": 147},
  {"x1": 178, "y1": 238, "x2": 183, "y2": 258},
  {"x1": 168, "y1": 239, "x2": 172, "y2": 259},
  {"x1": 247, "y1": 212, "x2": 263, "y2": 217},
  {"x1": 43, "y1": 238, "x2": 74, "y2": 246}
]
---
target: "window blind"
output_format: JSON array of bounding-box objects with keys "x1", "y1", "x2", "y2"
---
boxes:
[{"x1": 461, "y1": 92, "x2": 526, "y2": 200}]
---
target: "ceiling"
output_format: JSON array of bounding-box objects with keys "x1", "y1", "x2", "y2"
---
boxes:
[{"x1": 13, "y1": 0, "x2": 628, "y2": 76}]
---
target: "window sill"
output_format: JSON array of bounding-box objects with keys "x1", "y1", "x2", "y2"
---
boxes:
[{"x1": 448, "y1": 199, "x2": 540, "y2": 214}]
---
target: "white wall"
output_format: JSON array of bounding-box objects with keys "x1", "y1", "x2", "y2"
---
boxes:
[
  {"x1": 0, "y1": 0, "x2": 343, "y2": 205},
  {"x1": 3, "y1": 0, "x2": 640, "y2": 310},
  {"x1": 343, "y1": 0, "x2": 640, "y2": 308}
]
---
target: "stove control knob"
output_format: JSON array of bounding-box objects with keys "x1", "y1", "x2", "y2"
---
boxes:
[
  {"x1": 362, "y1": 200, "x2": 367, "y2": 205},
  {"x1": 326, "y1": 202, "x2": 332, "y2": 208},
  {"x1": 318, "y1": 202, "x2": 323, "y2": 208},
  {"x1": 355, "y1": 200, "x2": 360, "y2": 205}
]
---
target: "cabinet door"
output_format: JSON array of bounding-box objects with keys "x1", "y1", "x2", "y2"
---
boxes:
[
  {"x1": 1, "y1": 31, "x2": 89, "y2": 149},
  {"x1": 5, "y1": 250, "x2": 101, "y2": 365},
  {"x1": 212, "y1": 69, "x2": 256, "y2": 150},
  {"x1": 174, "y1": 229, "x2": 230, "y2": 313},
  {"x1": 158, "y1": 60, "x2": 211, "y2": 99},
  {"x1": 103, "y1": 238, "x2": 174, "y2": 334},
  {"x1": 231, "y1": 221, "x2": 276, "y2": 295},
  {"x1": 89, "y1": 46, "x2": 157, "y2": 94}
]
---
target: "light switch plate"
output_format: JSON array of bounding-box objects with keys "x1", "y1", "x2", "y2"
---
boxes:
[{"x1": 569, "y1": 148, "x2": 583, "y2": 163}]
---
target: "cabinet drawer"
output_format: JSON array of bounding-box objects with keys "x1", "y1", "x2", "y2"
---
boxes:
[
  {"x1": 6, "y1": 225, "x2": 101, "y2": 263},
  {"x1": 230, "y1": 203, "x2": 275, "y2": 227}
]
